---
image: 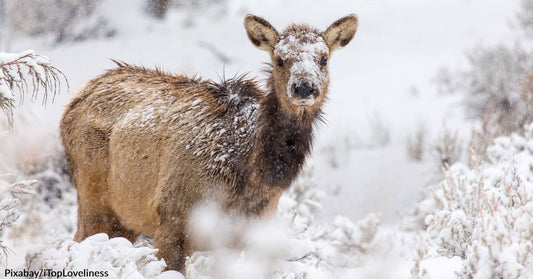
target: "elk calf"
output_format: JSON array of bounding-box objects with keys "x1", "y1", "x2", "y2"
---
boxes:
[{"x1": 60, "y1": 14, "x2": 358, "y2": 271}]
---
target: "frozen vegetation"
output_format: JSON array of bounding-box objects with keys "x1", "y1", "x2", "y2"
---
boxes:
[
  {"x1": 27, "y1": 234, "x2": 184, "y2": 279},
  {"x1": 0, "y1": 50, "x2": 66, "y2": 126},
  {"x1": 1, "y1": 0, "x2": 532, "y2": 278},
  {"x1": 413, "y1": 126, "x2": 533, "y2": 278},
  {"x1": 0, "y1": 179, "x2": 36, "y2": 265}
]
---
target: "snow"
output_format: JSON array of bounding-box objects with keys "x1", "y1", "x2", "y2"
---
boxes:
[
  {"x1": 185, "y1": 174, "x2": 384, "y2": 279},
  {"x1": 0, "y1": 51, "x2": 38, "y2": 101},
  {"x1": 413, "y1": 125, "x2": 533, "y2": 278},
  {"x1": 0, "y1": 49, "x2": 61, "y2": 127},
  {"x1": 0, "y1": 180, "x2": 37, "y2": 265},
  {"x1": 0, "y1": 0, "x2": 529, "y2": 278},
  {"x1": 0, "y1": 50, "x2": 52, "y2": 82},
  {"x1": 27, "y1": 233, "x2": 184, "y2": 279},
  {"x1": 0, "y1": 50, "x2": 36, "y2": 64}
]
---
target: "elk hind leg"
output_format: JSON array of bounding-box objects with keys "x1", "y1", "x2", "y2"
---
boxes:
[{"x1": 74, "y1": 176, "x2": 139, "y2": 243}]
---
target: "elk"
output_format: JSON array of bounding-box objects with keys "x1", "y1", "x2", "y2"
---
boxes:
[{"x1": 60, "y1": 14, "x2": 358, "y2": 271}]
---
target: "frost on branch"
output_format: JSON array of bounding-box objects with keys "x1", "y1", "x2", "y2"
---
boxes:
[
  {"x1": 0, "y1": 50, "x2": 67, "y2": 127},
  {"x1": 0, "y1": 179, "x2": 37, "y2": 265},
  {"x1": 417, "y1": 124, "x2": 533, "y2": 278},
  {"x1": 26, "y1": 233, "x2": 184, "y2": 279}
]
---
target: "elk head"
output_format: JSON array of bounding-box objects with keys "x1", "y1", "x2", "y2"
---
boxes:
[{"x1": 244, "y1": 14, "x2": 358, "y2": 116}]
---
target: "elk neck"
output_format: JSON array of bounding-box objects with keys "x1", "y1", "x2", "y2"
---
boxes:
[{"x1": 250, "y1": 76, "x2": 323, "y2": 189}]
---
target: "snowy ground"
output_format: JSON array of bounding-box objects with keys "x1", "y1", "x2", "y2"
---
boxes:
[
  {"x1": 1, "y1": 0, "x2": 529, "y2": 278},
  {"x1": 8, "y1": 0, "x2": 522, "y2": 222}
]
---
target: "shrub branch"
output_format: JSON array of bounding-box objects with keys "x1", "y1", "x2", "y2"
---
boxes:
[{"x1": 0, "y1": 50, "x2": 68, "y2": 127}]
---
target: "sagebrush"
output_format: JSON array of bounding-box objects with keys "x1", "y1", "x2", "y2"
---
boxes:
[{"x1": 0, "y1": 50, "x2": 67, "y2": 127}]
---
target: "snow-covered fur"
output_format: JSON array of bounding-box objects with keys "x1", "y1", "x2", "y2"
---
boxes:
[{"x1": 59, "y1": 14, "x2": 358, "y2": 271}]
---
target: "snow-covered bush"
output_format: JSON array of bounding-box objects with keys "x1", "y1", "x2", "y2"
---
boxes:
[
  {"x1": 0, "y1": 111, "x2": 74, "y2": 240},
  {"x1": 462, "y1": 45, "x2": 533, "y2": 135},
  {"x1": 10, "y1": 154, "x2": 76, "y2": 239},
  {"x1": 434, "y1": 43, "x2": 533, "y2": 161},
  {"x1": 518, "y1": 0, "x2": 533, "y2": 36},
  {"x1": 431, "y1": 128, "x2": 462, "y2": 167},
  {"x1": 185, "y1": 169, "x2": 382, "y2": 279},
  {"x1": 407, "y1": 124, "x2": 426, "y2": 161},
  {"x1": 417, "y1": 124, "x2": 533, "y2": 278},
  {"x1": 6, "y1": 0, "x2": 114, "y2": 43},
  {"x1": 0, "y1": 50, "x2": 67, "y2": 127},
  {"x1": 26, "y1": 233, "x2": 184, "y2": 279},
  {"x1": 0, "y1": 179, "x2": 36, "y2": 265}
]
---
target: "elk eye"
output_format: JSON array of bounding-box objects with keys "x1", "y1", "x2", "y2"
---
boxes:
[
  {"x1": 276, "y1": 57, "x2": 284, "y2": 67},
  {"x1": 320, "y1": 56, "x2": 328, "y2": 66}
]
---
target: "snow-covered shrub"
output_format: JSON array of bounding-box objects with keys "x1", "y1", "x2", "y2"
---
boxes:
[
  {"x1": 435, "y1": 43, "x2": 533, "y2": 161},
  {"x1": 146, "y1": 0, "x2": 170, "y2": 19},
  {"x1": 26, "y1": 233, "x2": 184, "y2": 279},
  {"x1": 432, "y1": 128, "x2": 462, "y2": 167},
  {"x1": 460, "y1": 45, "x2": 533, "y2": 136},
  {"x1": 0, "y1": 50, "x2": 67, "y2": 127},
  {"x1": 468, "y1": 45, "x2": 533, "y2": 130},
  {"x1": 172, "y1": 0, "x2": 229, "y2": 27},
  {"x1": 185, "y1": 169, "x2": 382, "y2": 279},
  {"x1": 417, "y1": 124, "x2": 533, "y2": 278},
  {"x1": 0, "y1": 179, "x2": 36, "y2": 265},
  {"x1": 467, "y1": 129, "x2": 492, "y2": 168},
  {"x1": 10, "y1": 154, "x2": 76, "y2": 239},
  {"x1": 518, "y1": 0, "x2": 533, "y2": 37},
  {"x1": 6, "y1": 0, "x2": 114, "y2": 43},
  {"x1": 407, "y1": 124, "x2": 426, "y2": 161},
  {"x1": 0, "y1": 113, "x2": 76, "y2": 242}
]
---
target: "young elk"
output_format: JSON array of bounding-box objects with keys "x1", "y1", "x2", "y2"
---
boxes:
[{"x1": 60, "y1": 14, "x2": 358, "y2": 271}]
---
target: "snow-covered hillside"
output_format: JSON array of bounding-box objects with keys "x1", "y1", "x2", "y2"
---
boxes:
[{"x1": 1, "y1": 0, "x2": 531, "y2": 278}]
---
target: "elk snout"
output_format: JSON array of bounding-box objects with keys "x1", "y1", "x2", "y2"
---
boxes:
[{"x1": 293, "y1": 82, "x2": 315, "y2": 99}]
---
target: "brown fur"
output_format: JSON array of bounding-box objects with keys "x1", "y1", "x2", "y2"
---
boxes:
[{"x1": 60, "y1": 14, "x2": 358, "y2": 271}]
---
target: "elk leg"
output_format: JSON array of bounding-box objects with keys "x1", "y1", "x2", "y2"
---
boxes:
[
  {"x1": 74, "y1": 197, "x2": 139, "y2": 242},
  {"x1": 153, "y1": 226, "x2": 189, "y2": 272},
  {"x1": 262, "y1": 188, "x2": 284, "y2": 217},
  {"x1": 74, "y1": 175, "x2": 139, "y2": 242}
]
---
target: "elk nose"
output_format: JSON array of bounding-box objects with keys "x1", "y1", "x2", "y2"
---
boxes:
[{"x1": 294, "y1": 82, "x2": 314, "y2": 99}]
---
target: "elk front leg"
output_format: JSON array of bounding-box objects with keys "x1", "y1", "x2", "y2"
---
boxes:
[{"x1": 262, "y1": 188, "x2": 284, "y2": 217}]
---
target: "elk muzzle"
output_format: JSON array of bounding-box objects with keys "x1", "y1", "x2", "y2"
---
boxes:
[
  {"x1": 294, "y1": 82, "x2": 315, "y2": 99},
  {"x1": 290, "y1": 81, "x2": 318, "y2": 106}
]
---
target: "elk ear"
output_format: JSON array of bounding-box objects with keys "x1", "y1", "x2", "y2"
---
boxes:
[
  {"x1": 244, "y1": 14, "x2": 279, "y2": 52},
  {"x1": 323, "y1": 14, "x2": 358, "y2": 52}
]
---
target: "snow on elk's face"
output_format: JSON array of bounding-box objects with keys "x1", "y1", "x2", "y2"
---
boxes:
[
  {"x1": 273, "y1": 27, "x2": 329, "y2": 107},
  {"x1": 244, "y1": 14, "x2": 358, "y2": 113}
]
